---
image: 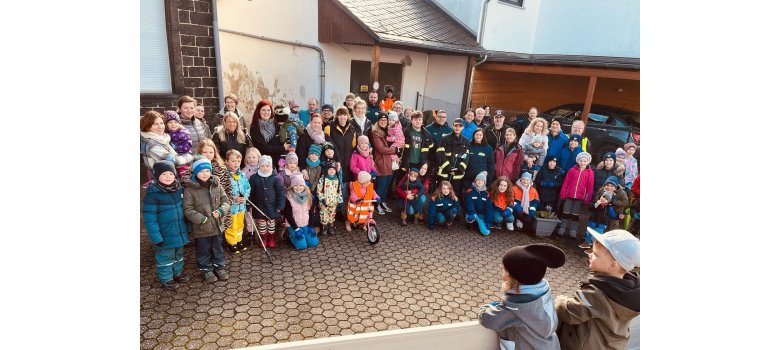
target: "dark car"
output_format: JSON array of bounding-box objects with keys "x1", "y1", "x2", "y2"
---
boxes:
[{"x1": 540, "y1": 103, "x2": 640, "y2": 162}]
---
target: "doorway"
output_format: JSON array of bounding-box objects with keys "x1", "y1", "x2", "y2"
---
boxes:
[{"x1": 349, "y1": 60, "x2": 404, "y2": 101}]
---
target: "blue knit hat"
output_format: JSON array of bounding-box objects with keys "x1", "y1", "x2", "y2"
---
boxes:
[
  {"x1": 605, "y1": 176, "x2": 619, "y2": 187},
  {"x1": 569, "y1": 134, "x2": 582, "y2": 143},
  {"x1": 191, "y1": 159, "x2": 212, "y2": 182},
  {"x1": 521, "y1": 172, "x2": 533, "y2": 181},
  {"x1": 602, "y1": 152, "x2": 616, "y2": 162},
  {"x1": 309, "y1": 144, "x2": 322, "y2": 156}
]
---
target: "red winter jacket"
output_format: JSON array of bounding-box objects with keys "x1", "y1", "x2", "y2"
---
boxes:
[
  {"x1": 494, "y1": 143, "x2": 524, "y2": 182},
  {"x1": 559, "y1": 166, "x2": 595, "y2": 203}
]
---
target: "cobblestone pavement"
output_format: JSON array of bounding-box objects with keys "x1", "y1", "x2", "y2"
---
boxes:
[{"x1": 140, "y1": 192, "x2": 590, "y2": 349}]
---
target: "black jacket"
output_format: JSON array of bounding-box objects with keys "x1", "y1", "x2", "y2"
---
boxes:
[
  {"x1": 325, "y1": 120, "x2": 357, "y2": 183},
  {"x1": 250, "y1": 122, "x2": 286, "y2": 166},
  {"x1": 535, "y1": 165, "x2": 563, "y2": 205},
  {"x1": 399, "y1": 126, "x2": 435, "y2": 170},
  {"x1": 296, "y1": 129, "x2": 333, "y2": 165},
  {"x1": 435, "y1": 132, "x2": 469, "y2": 179},
  {"x1": 248, "y1": 173, "x2": 286, "y2": 219},
  {"x1": 485, "y1": 124, "x2": 508, "y2": 150},
  {"x1": 212, "y1": 128, "x2": 250, "y2": 165}
]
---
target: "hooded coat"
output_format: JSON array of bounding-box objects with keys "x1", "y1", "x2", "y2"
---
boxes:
[
  {"x1": 248, "y1": 172, "x2": 286, "y2": 220},
  {"x1": 479, "y1": 288, "x2": 561, "y2": 350},
  {"x1": 142, "y1": 182, "x2": 189, "y2": 249},
  {"x1": 182, "y1": 176, "x2": 230, "y2": 239},
  {"x1": 535, "y1": 162, "x2": 564, "y2": 206}
]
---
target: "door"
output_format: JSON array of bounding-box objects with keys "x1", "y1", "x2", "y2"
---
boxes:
[
  {"x1": 350, "y1": 60, "x2": 372, "y2": 101},
  {"x1": 378, "y1": 62, "x2": 403, "y2": 101},
  {"x1": 349, "y1": 60, "x2": 404, "y2": 102}
]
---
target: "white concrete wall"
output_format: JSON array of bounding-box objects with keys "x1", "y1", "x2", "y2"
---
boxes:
[
  {"x1": 431, "y1": 0, "x2": 483, "y2": 35},
  {"x1": 481, "y1": 0, "x2": 541, "y2": 53},
  {"x1": 422, "y1": 54, "x2": 468, "y2": 119}
]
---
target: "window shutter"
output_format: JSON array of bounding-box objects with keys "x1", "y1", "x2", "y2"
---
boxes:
[{"x1": 140, "y1": 0, "x2": 172, "y2": 93}]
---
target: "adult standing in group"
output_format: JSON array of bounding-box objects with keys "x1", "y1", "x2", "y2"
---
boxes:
[
  {"x1": 212, "y1": 112, "x2": 251, "y2": 164},
  {"x1": 399, "y1": 111, "x2": 434, "y2": 173},
  {"x1": 461, "y1": 109, "x2": 478, "y2": 142},
  {"x1": 494, "y1": 127, "x2": 524, "y2": 182},
  {"x1": 465, "y1": 128, "x2": 495, "y2": 186},
  {"x1": 474, "y1": 107, "x2": 491, "y2": 129},
  {"x1": 215, "y1": 93, "x2": 246, "y2": 130},
  {"x1": 140, "y1": 111, "x2": 194, "y2": 181},
  {"x1": 350, "y1": 97, "x2": 374, "y2": 138},
  {"x1": 343, "y1": 93, "x2": 356, "y2": 118},
  {"x1": 298, "y1": 98, "x2": 319, "y2": 127},
  {"x1": 370, "y1": 112, "x2": 399, "y2": 215},
  {"x1": 392, "y1": 101, "x2": 410, "y2": 129},
  {"x1": 296, "y1": 113, "x2": 332, "y2": 164},
  {"x1": 426, "y1": 109, "x2": 453, "y2": 146},
  {"x1": 325, "y1": 107, "x2": 356, "y2": 184},
  {"x1": 518, "y1": 118, "x2": 549, "y2": 148},
  {"x1": 380, "y1": 88, "x2": 396, "y2": 112},
  {"x1": 320, "y1": 104, "x2": 335, "y2": 125},
  {"x1": 569, "y1": 120, "x2": 590, "y2": 152},
  {"x1": 546, "y1": 117, "x2": 569, "y2": 161},
  {"x1": 485, "y1": 110, "x2": 508, "y2": 150},
  {"x1": 366, "y1": 91, "x2": 382, "y2": 123},
  {"x1": 178, "y1": 95, "x2": 210, "y2": 155},
  {"x1": 250, "y1": 99, "x2": 290, "y2": 166},
  {"x1": 512, "y1": 107, "x2": 538, "y2": 137},
  {"x1": 436, "y1": 118, "x2": 470, "y2": 200}
]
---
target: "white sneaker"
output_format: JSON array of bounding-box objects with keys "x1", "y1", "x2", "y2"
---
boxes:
[
  {"x1": 515, "y1": 219, "x2": 523, "y2": 229},
  {"x1": 382, "y1": 202, "x2": 393, "y2": 213},
  {"x1": 506, "y1": 221, "x2": 514, "y2": 231}
]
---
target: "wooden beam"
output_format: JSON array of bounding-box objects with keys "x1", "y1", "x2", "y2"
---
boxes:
[
  {"x1": 479, "y1": 63, "x2": 639, "y2": 80},
  {"x1": 462, "y1": 55, "x2": 477, "y2": 115},
  {"x1": 372, "y1": 45, "x2": 380, "y2": 85},
  {"x1": 582, "y1": 76, "x2": 597, "y2": 122}
]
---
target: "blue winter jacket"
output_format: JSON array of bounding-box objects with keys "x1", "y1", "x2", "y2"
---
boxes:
[
  {"x1": 425, "y1": 122, "x2": 453, "y2": 146},
  {"x1": 248, "y1": 173, "x2": 286, "y2": 219},
  {"x1": 465, "y1": 143, "x2": 495, "y2": 183},
  {"x1": 461, "y1": 120, "x2": 477, "y2": 141},
  {"x1": 427, "y1": 196, "x2": 460, "y2": 226},
  {"x1": 228, "y1": 169, "x2": 251, "y2": 214},
  {"x1": 142, "y1": 182, "x2": 190, "y2": 249},
  {"x1": 465, "y1": 185, "x2": 493, "y2": 224},
  {"x1": 534, "y1": 165, "x2": 564, "y2": 205},
  {"x1": 558, "y1": 146, "x2": 583, "y2": 176},
  {"x1": 546, "y1": 132, "x2": 569, "y2": 160}
]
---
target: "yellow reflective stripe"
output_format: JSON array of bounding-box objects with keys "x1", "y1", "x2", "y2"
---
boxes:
[{"x1": 436, "y1": 147, "x2": 445, "y2": 152}]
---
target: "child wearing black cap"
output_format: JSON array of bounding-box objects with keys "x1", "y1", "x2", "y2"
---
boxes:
[
  {"x1": 317, "y1": 160, "x2": 342, "y2": 235},
  {"x1": 479, "y1": 243, "x2": 566, "y2": 350},
  {"x1": 555, "y1": 229, "x2": 640, "y2": 350},
  {"x1": 143, "y1": 160, "x2": 190, "y2": 289},
  {"x1": 558, "y1": 134, "x2": 583, "y2": 176},
  {"x1": 535, "y1": 156, "x2": 563, "y2": 213}
]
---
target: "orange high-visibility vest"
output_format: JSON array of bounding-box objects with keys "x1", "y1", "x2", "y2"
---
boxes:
[{"x1": 347, "y1": 182, "x2": 375, "y2": 224}]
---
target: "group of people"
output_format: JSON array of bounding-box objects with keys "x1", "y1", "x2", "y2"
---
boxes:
[{"x1": 140, "y1": 91, "x2": 641, "y2": 350}]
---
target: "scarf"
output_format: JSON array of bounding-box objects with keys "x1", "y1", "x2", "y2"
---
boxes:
[
  {"x1": 306, "y1": 157, "x2": 320, "y2": 167},
  {"x1": 357, "y1": 145, "x2": 371, "y2": 158},
  {"x1": 196, "y1": 177, "x2": 212, "y2": 188},
  {"x1": 140, "y1": 131, "x2": 171, "y2": 145},
  {"x1": 291, "y1": 190, "x2": 308, "y2": 205},
  {"x1": 257, "y1": 117, "x2": 276, "y2": 142},
  {"x1": 326, "y1": 173, "x2": 338, "y2": 180},
  {"x1": 353, "y1": 115, "x2": 367, "y2": 131},
  {"x1": 506, "y1": 279, "x2": 550, "y2": 299},
  {"x1": 157, "y1": 179, "x2": 181, "y2": 193},
  {"x1": 472, "y1": 182, "x2": 486, "y2": 192},
  {"x1": 517, "y1": 180, "x2": 531, "y2": 213},
  {"x1": 306, "y1": 124, "x2": 326, "y2": 144},
  {"x1": 258, "y1": 167, "x2": 273, "y2": 178}
]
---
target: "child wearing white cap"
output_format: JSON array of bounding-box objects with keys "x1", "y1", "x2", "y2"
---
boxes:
[
  {"x1": 558, "y1": 152, "x2": 595, "y2": 240},
  {"x1": 555, "y1": 229, "x2": 640, "y2": 350}
]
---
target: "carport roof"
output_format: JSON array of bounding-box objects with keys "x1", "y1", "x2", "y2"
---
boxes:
[{"x1": 486, "y1": 51, "x2": 640, "y2": 70}]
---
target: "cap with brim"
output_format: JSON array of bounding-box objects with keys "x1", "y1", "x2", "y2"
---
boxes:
[{"x1": 588, "y1": 228, "x2": 640, "y2": 272}]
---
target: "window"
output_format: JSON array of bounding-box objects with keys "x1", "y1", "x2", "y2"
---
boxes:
[
  {"x1": 140, "y1": 0, "x2": 172, "y2": 93},
  {"x1": 498, "y1": 0, "x2": 525, "y2": 9}
]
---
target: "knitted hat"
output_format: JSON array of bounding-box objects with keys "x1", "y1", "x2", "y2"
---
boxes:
[
  {"x1": 502, "y1": 244, "x2": 566, "y2": 285},
  {"x1": 290, "y1": 174, "x2": 305, "y2": 187},
  {"x1": 191, "y1": 159, "x2": 213, "y2": 182},
  {"x1": 410, "y1": 167, "x2": 420, "y2": 175},
  {"x1": 624, "y1": 142, "x2": 638, "y2": 151},
  {"x1": 377, "y1": 111, "x2": 388, "y2": 121},
  {"x1": 259, "y1": 155, "x2": 272, "y2": 166},
  {"x1": 358, "y1": 171, "x2": 372, "y2": 184},
  {"x1": 576, "y1": 152, "x2": 592, "y2": 164},
  {"x1": 545, "y1": 156, "x2": 558, "y2": 165},
  {"x1": 604, "y1": 176, "x2": 619, "y2": 187},
  {"x1": 288, "y1": 99, "x2": 299, "y2": 109},
  {"x1": 388, "y1": 111, "x2": 399, "y2": 121},
  {"x1": 531, "y1": 135, "x2": 545, "y2": 145},
  {"x1": 322, "y1": 141, "x2": 335, "y2": 153},
  {"x1": 274, "y1": 105, "x2": 290, "y2": 122},
  {"x1": 357, "y1": 135, "x2": 370, "y2": 145},
  {"x1": 601, "y1": 191, "x2": 614, "y2": 202},
  {"x1": 521, "y1": 172, "x2": 533, "y2": 181},
  {"x1": 152, "y1": 160, "x2": 177, "y2": 180},
  {"x1": 321, "y1": 104, "x2": 334, "y2": 112},
  {"x1": 588, "y1": 229, "x2": 640, "y2": 272},
  {"x1": 602, "y1": 152, "x2": 616, "y2": 162},
  {"x1": 475, "y1": 171, "x2": 488, "y2": 183},
  {"x1": 615, "y1": 148, "x2": 628, "y2": 158},
  {"x1": 452, "y1": 118, "x2": 465, "y2": 126},
  {"x1": 163, "y1": 110, "x2": 180, "y2": 124},
  {"x1": 309, "y1": 144, "x2": 322, "y2": 156},
  {"x1": 569, "y1": 134, "x2": 582, "y2": 143},
  {"x1": 285, "y1": 152, "x2": 298, "y2": 164},
  {"x1": 325, "y1": 160, "x2": 338, "y2": 171}
]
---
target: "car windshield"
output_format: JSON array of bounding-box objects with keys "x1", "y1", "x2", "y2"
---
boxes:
[{"x1": 588, "y1": 113, "x2": 609, "y2": 124}]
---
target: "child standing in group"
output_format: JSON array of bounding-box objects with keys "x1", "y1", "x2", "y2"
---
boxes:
[
  {"x1": 277, "y1": 152, "x2": 302, "y2": 188},
  {"x1": 535, "y1": 156, "x2": 563, "y2": 213},
  {"x1": 350, "y1": 135, "x2": 377, "y2": 180},
  {"x1": 224, "y1": 150, "x2": 251, "y2": 253},
  {"x1": 426, "y1": 180, "x2": 460, "y2": 231},
  {"x1": 317, "y1": 161, "x2": 342, "y2": 235},
  {"x1": 183, "y1": 159, "x2": 231, "y2": 283},
  {"x1": 320, "y1": 142, "x2": 341, "y2": 175},
  {"x1": 523, "y1": 135, "x2": 547, "y2": 180},
  {"x1": 558, "y1": 152, "x2": 595, "y2": 240},
  {"x1": 395, "y1": 167, "x2": 426, "y2": 226},
  {"x1": 622, "y1": 143, "x2": 639, "y2": 188},
  {"x1": 283, "y1": 174, "x2": 319, "y2": 250},
  {"x1": 479, "y1": 243, "x2": 566, "y2": 350},
  {"x1": 182, "y1": 139, "x2": 234, "y2": 229},
  {"x1": 512, "y1": 172, "x2": 540, "y2": 232},
  {"x1": 163, "y1": 111, "x2": 193, "y2": 177},
  {"x1": 346, "y1": 171, "x2": 379, "y2": 232},
  {"x1": 489, "y1": 176, "x2": 516, "y2": 231},
  {"x1": 386, "y1": 111, "x2": 405, "y2": 170},
  {"x1": 241, "y1": 147, "x2": 262, "y2": 240},
  {"x1": 556, "y1": 229, "x2": 640, "y2": 350},
  {"x1": 465, "y1": 171, "x2": 492, "y2": 236},
  {"x1": 143, "y1": 160, "x2": 190, "y2": 289},
  {"x1": 248, "y1": 155, "x2": 286, "y2": 248},
  {"x1": 558, "y1": 134, "x2": 583, "y2": 177},
  {"x1": 302, "y1": 144, "x2": 323, "y2": 192}
]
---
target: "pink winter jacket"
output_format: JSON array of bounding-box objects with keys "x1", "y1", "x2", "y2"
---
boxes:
[
  {"x1": 350, "y1": 150, "x2": 377, "y2": 179},
  {"x1": 559, "y1": 166, "x2": 595, "y2": 203}
]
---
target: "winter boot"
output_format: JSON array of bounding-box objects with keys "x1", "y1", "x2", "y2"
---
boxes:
[
  {"x1": 506, "y1": 220, "x2": 514, "y2": 231},
  {"x1": 401, "y1": 212, "x2": 408, "y2": 226},
  {"x1": 173, "y1": 273, "x2": 190, "y2": 283},
  {"x1": 267, "y1": 233, "x2": 277, "y2": 248},
  {"x1": 160, "y1": 280, "x2": 180, "y2": 289},
  {"x1": 475, "y1": 215, "x2": 490, "y2": 236},
  {"x1": 215, "y1": 268, "x2": 229, "y2": 281},
  {"x1": 568, "y1": 218, "x2": 579, "y2": 239},
  {"x1": 413, "y1": 214, "x2": 420, "y2": 225},
  {"x1": 305, "y1": 226, "x2": 320, "y2": 248},
  {"x1": 203, "y1": 271, "x2": 218, "y2": 283}
]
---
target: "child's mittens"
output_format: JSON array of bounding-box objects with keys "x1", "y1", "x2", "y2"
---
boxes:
[
  {"x1": 529, "y1": 207, "x2": 537, "y2": 217},
  {"x1": 466, "y1": 213, "x2": 476, "y2": 222},
  {"x1": 370, "y1": 170, "x2": 377, "y2": 179},
  {"x1": 503, "y1": 208, "x2": 512, "y2": 217}
]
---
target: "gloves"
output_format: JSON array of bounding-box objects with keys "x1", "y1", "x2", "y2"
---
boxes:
[
  {"x1": 503, "y1": 208, "x2": 512, "y2": 217},
  {"x1": 156, "y1": 242, "x2": 164, "y2": 247},
  {"x1": 370, "y1": 170, "x2": 377, "y2": 179},
  {"x1": 529, "y1": 208, "x2": 537, "y2": 218},
  {"x1": 466, "y1": 213, "x2": 476, "y2": 222}
]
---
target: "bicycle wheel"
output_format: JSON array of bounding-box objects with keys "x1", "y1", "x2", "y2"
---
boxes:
[{"x1": 367, "y1": 224, "x2": 380, "y2": 244}]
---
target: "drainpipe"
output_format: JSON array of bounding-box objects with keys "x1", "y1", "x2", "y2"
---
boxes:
[
  {"x1": 212, "y1": 0, "x2": 224, "y2": 110},
  {"x1": 218, "y1": 28, "x2": 326, "y2": 107},
  {"x1": 478, "y1": 0, "x2": 491, "y2": 45}
]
